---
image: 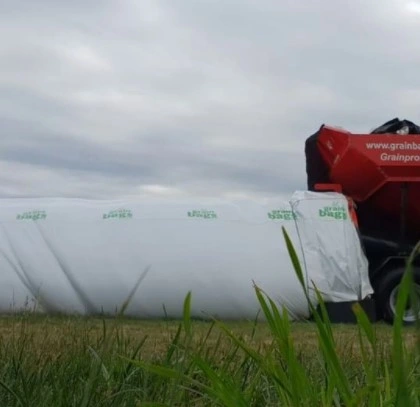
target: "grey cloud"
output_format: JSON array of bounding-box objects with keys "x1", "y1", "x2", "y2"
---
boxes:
[
  {"x1": 0, "y1": 117, "x2": 305, "y2": 197},
  {"x1": 0, "y1": 0, "x2": 418, "y2": 201},
  {"x1": 165, "y1": 0, "x2": 420, "y2": 106}
]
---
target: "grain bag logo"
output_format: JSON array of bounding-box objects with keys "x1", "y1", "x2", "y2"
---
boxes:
[
  {"x1": 16, "y1": 210, "x2": 47, "y2": 221},
  {"x1": 103, "y1": 208, "x2": 133, "y2": 219},
  {"x1": 187, "y1": 209, "x2": 217, "y2": 219},
  {"x1": 319, "y1": 202, "x2": 347, "y2": 220},
  {"x1": 267, "y1": 209, "x2": 297, "y2": 220}
]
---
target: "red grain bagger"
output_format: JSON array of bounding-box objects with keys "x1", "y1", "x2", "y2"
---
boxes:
[{"x1": 305, "y1": 118, "x2": 420, "y2": 324}]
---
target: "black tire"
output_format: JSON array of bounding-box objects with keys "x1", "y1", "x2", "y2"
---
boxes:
[{"x1": 375, "y1": 266, "x2": 420, "y2": 325}]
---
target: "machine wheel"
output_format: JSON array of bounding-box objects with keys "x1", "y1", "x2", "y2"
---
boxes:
[{"x1": 375, "y1": 266, "x2": 420, "y2": 324}]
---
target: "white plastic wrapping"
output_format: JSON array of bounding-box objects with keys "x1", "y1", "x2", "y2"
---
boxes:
[
  {"x1": 0, "y1": 192, "x2": 372, "y2": 320},
  {"x1": 290, "y1": 191, "x2": 372, "y2": 302}
]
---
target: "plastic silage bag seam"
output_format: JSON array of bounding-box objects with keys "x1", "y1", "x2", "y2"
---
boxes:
[
  {"x1": 0, "y1": 224, "x2": 62, "y2": 313},
  {"x1": 288, "y1": 199, "x2": 312, "y2": 316},
  {"x1": 35, "y1": 222, "x2": 99, "y2": 314}
]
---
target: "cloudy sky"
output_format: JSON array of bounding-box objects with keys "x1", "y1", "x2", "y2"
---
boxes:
[{"x1": 1, "y1": 0, "x2": 419, "y2": 203}]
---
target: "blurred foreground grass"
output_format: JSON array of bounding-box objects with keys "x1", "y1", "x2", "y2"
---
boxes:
[{"x1": 0, "y1": 314, "x2": 416, "y2": 406}]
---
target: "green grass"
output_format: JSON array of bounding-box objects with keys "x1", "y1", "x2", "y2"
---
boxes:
[
  {"x1": 0, "y1": 227, "x2": 417, "y2": 406},
  {"x1": 0, "y1": 316, "x2": 407, "y2": 406}
]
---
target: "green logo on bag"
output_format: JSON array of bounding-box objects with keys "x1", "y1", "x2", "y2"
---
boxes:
[
  {"x1": 268, "y1": 210, "x2": 297, "y2": 220},
  {"x1": 187, "y1": 209, "x2": 217, "y2": 219},
  {"x1": 103, "y1": 209, "x2": 133, "y2": 219},
  {"x1": 319, "y1": 203, "x2": 347, "y2": 220},
  {"x1": 16, "y1": 210, "x2": 47, "y2": 221}
]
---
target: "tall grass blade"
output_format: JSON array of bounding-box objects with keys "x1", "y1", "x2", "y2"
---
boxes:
[
  {"x1": 183, "y1": 291, "x2": 192, "y2": 338},
  {"x1": 282, "y1": 226, "x2": 354, "y2": 405},
  {"x1": 119, "y1": 265, "x2": 151, "y2": 317},
  {"x1": 282, "y1": 226, "x2": 305, "y2": 289},
  {"x1": 192, "y1": 356, "x2": 249, "y2": 407},
  {"x1": 390, "y1": 242, "x2": 420, "y2": 406}
]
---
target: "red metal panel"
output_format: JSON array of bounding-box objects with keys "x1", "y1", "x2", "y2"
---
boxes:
[
  {"x1": 315, "y1": 126, "x2": 420, "y2": 243},
  {"x1": 317, "y1": 127, "x2": 420, "y2": 201}
]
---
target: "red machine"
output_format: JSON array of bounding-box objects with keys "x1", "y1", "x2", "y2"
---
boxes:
[
  {"x1": 314, "y1": 125, "x2": 420, "y2": 244},
  {"x1": 305, "y1": 118, "x2": 420, "y2": 324}
]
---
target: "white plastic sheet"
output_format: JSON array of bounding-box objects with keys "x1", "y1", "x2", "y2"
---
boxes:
[
  {"x1": 290, "y1": 191, "x2": 372, "y2": 302},
  {"x1": 0, "y1": 192, "x2": 372, "y2": 320}
]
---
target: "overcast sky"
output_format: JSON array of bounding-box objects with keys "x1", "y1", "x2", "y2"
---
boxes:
[{"x1": 1, "y1": 0, "x2": 419, "y2": 202}]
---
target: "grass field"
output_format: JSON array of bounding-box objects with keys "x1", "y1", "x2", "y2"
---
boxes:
[{"x1": 0, "y1": 307, "x2": 417, "y2": 406}]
